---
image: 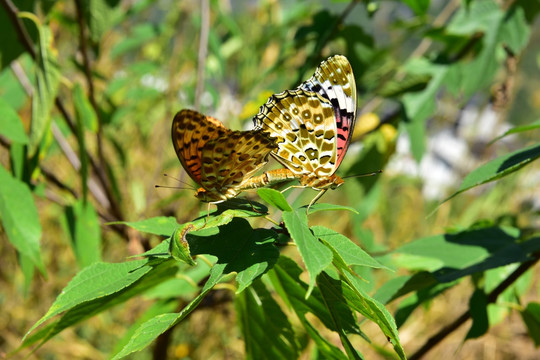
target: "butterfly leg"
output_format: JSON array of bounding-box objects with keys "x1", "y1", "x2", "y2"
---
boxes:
[
  {"x1": 203, "y1": 202, "x2": 211, "y2": 226},
  {"x1": 306, "y1": 189, "x2": 329, "y2": 214},
  {"x1": 280, "y1": 185, "x2": 305, "y2": 194}
]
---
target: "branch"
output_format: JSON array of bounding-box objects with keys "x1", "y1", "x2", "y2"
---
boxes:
[{"x1": 409, "y1": 255, "x2": 540, "y2": 360}]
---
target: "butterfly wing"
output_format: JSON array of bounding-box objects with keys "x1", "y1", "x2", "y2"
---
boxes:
[
  {"x1": 171, "y1": 109, "x2": 227, "y2": 185},
  {"x1": 300, "y1": 55, "x2": 357, "y2": 168},
  {"x1": 200, "y1": 130, "x2": 276, "y2": 195},
  {"x1": 254, "y1": 89, "x2": 339, "y2": 178}
]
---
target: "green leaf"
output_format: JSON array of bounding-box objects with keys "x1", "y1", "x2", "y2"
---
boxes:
[
  {"x1": 282, "y1": 210, "x2": 333, "y2": 296},
  {"x1": 0, "y1": 98, "x2": 29, "y2": 144},
  {"x1": 25, "y1": 260, "x2": 149, "y2": 336},
  {"x1": 144, "y1": 261, "x2": 211, "y2": 299},
  {"x1": 373, "y1": 272, "x2": 439, "y2": 304},
  {"x1": 268, "y1": 257, "x2": 350, "y2": 359},
  {"x1": 73, "y1": 83, "x2": 98, "y2": 133},
  {"x1": 0, "y1": 0, "x2": 38, "y2": 69},
  {"x1": 257, "y1": 188, "x2": 292, "y2": 211},
  {"x1": 307, "y1": 203, "x2": 359, "y2": 215},
  {"x1": 499, "y1": 3, "x2": 530, "y2": 53},
  {"x1": 341, "y1": 271, "x2": 406, "y2": 360},
  {"x1": 64, "y1": 200, "x2": 102, "y2": 268},
  {"x1": 466, "y1": 289, "x2": 489, "y2": 339},
  {"x1": 394, "y1": 228, "x2": 540, "y2": 284},
  {"x1": 82, "y1": 0, "x2": 122, "y2": 43},
  {"x1": 112, "y1": 313, "x2": 178, "y2": 360},
  {"x1": 311, "y1": 226, "x2": 386, "y2": 269},
  {"x1": 113, "y1": 216, "x2": 180, "y2": 236},
  {"x1": 236, "y1": 280, "x2": 300, "y2": 359},
  {"x1": 393, "y1": 280, "x2": 458, "y2": 328},
  {"x1": 401, "y1": 0, "x2": 430, "y2": 16},
  {"x1": 302, "y1": 320, "x2": 349, "y2": 360},
  {"x1": 23, "y1": 259, "x2": 177, "y2": 348},
  {"x1": 110, "y1": 299, "x2": 179, "y2": 358},
  {"x1": 447, "y1": 0, "x2": 502, "y2": 34},
  {"x1": 186, "y1": 218, "x2": 279, "y2": 293},
  {"x1": 446, "y1": 0, "x2": 530, "y2": 96},
  {"x1": 73, "y1": 84, "x2": 89, "y2": 200},
  {"x1": 24, "y1": 19, "x2": 60, "y2": 156},
  {"x1": 402, "y1": 58, "x2": 450, "y2": 161},
  {"x1": 110, "y1": 23, "x2": 160, "y2": 59},
  {"x1": 317, "y1": 274, "x2": 363, "y2": 359},
  {"x1": 395, "y1": 227, "x2": 516, "y2": 266},
  {"x1": 0, "y1": 165, "x2": 44, "y2": 273},
  {"x1": 445, "y1": 144, "x2": 540, "y2": 202},
  {"x1": 112, "y1": 265, "x2": 224, "y2": 359},
  {"x1": 489, "y1": 119, "x2": 540, "y2": 144},
  {"x1": 169, "y1": 225, "x2": 196, "y2": 266},
  {"x1": 521, "y1": 302, "x2": 540, "y2": 346}
]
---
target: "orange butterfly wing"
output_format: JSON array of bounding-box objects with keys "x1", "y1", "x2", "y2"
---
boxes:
[{"x1": 172, "y1": 109, "x2": 276, "y2": 202}]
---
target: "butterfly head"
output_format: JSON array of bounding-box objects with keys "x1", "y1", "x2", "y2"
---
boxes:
[{"x1": 195, "y1": 187, "x2": 238, "y2": 204}]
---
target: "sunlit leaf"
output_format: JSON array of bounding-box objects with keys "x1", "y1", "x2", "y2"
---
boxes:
[
  {"x1": 307, "y1": 203, "x2": 358, "y2": 214},
  {"x1": 111, "y1": 265, "x2": 224, "y2": 359},
  {"x1": 257, "y1": 188, "x2": 292, "y2": 211},
  {"x1": 521, "y1": 302, "x2": 540, "y2": 346},
  {"x1": 401, "y1": 0, "x2": 430, "y2": 16},
  {"x1": 489, "y1": 119, "x2": 540, "y2": 144},
  {"x1": 311, "y1": 226, "x2": 386, "y2": 269},
  {"x1": 282, "y1": 210, "x2": 332, "y2": 296},
  {"x1": 64, "y1": 200, "x2": 102, "y2": 268},
  {"x1": 341, "y1": 271, "x2": 406, "y2": 360},
  {"x1": 23, "y1": 259, "x2": 177, "y2": 347},
  {"x1": 402, "y1": 58, "x2": 450, "y2": 161},
  {"x1": 113, "y1": 216, "x2": 180, "y2": 236},
  {"x1": 0, "y1": 98, "x2": 29, "y2": 144},
  {"x1": 0, "y1": 165, "x2": 44, "y2": 273},
  {"x1": 23, "y1": 18, "x2": 60, "y2": 156},
  {"x1": 445, "y1": 144, "x2": 540, "y2": 201}
]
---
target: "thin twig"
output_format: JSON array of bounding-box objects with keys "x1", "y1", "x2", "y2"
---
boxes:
[
  {"x1": 409, "y1": 256, "x2": 540, "y2": 360},
  {"x1": 195, "y1": 0, "x2": 210, "y2": 109}
]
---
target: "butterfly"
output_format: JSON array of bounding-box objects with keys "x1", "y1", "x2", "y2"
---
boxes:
[
  {"x1": 252, "y1": 55, "x2": 357, "y2": 209},
  {"x1": 171, "y1": 109, "x2": 276, "y2": 203}
]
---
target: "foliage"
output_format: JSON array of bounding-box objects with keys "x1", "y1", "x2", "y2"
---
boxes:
[{"x1": 1, "y1": 0, "x2": 540, "y2": 359}]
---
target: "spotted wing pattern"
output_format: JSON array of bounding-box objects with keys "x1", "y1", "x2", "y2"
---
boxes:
[
  {"x1": 253, "y1": 89, "x2": 338, "y2": 178},
  {"x1": 172, "y1": 109, "x2": 276, "y2": 202},
  {"x1": 300, "y1": 55, "x2": 357, "y2": 168},
  {"x1": 253, "y1": 55, "x2": 357, "y2": 189}
]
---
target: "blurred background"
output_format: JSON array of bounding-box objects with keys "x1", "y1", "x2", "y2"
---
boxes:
[{"x1": 1, "y1": 0, "x2": 540, "y2": 358}]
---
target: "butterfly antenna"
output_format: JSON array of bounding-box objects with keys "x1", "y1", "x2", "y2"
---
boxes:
[
  {"x1": 161, "y1": 173, "x2": 197, "y2": 190},
  {"x1": 342, "y1": 169, "x2": 383, "y2": 179},
  {"x1": 154, "y1": 184, "x2": 193, "y2": 190}
]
